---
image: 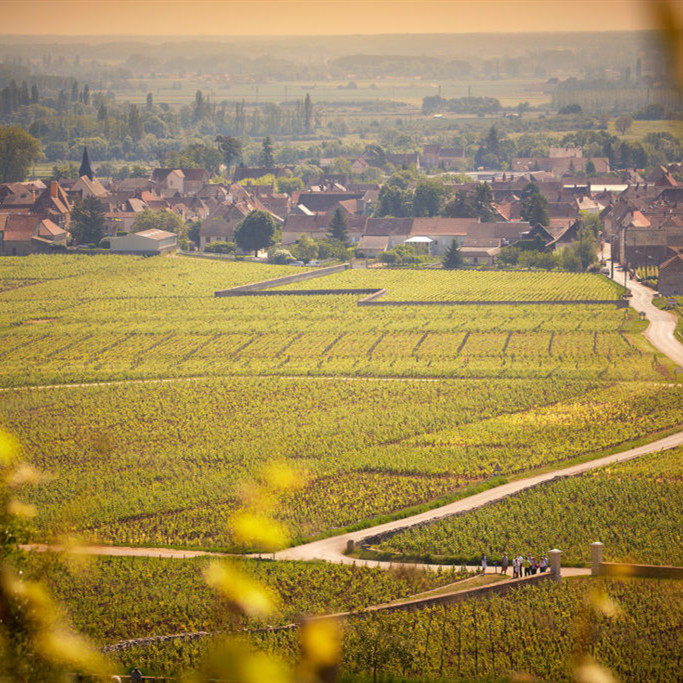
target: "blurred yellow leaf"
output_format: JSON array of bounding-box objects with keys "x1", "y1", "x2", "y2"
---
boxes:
[
  {"x1": 299, "y1": 618, "x2": 342, "y2": 670},
  {"x1": 0, "y1": 431, "x2": 19, "y2": 467},
  {"x1": 573, "y1": 655, "x2": 618, "y2": 683},
  {"x1": 204, "y1": 561, "x2": 278, "y2": 619},
  {"x1": 231, "y1": 511, "x2": 289, "y2": 552},
  {"x1": 36, "y1": 629, "x2": 113, "y2": 676},
  {"x1": 6, "y1": 499, "x2": 37, "y2": 518},
  {"x1": 6, "y1": 463, "x2": 44, "y2": 488},
  {"x1": 589, "y1": 588, "x2": 623, "y2": 619},
  {"x1": 263, "y1": 462, "x2": 307, "y2": 493}
]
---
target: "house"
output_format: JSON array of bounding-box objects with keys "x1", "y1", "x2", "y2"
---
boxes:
[
  {"x1": 295, "y1": 191, "x2": 364, "y2": 214},
  {"x1": 460, "y1": 237, "x2": 501, "y2": 266},
  {"x1": 70, "y1": 175, "x2": 109, "y2": 200},
  {"x1": 364, "y1": 217, "x2": 414, "y2": 250},
  {"x1": 110, "y1": 229, "x2": 177, "y2": 255},
  {"x1": 421, "y1": 145, "x2": 466, "y2": 170},
  {"x1": 658, "y1": 253, "x2": 683, "y2": 296},
  {"x1": 281, "y1": 214, "x2": 367, "y2": 246},
  {"x1": 407, "y1": 217, "x2": 471, "y2": 256},
  {"x1": 0, "y1": 214, "x2": 68, "y2": 256},
  {"x1": 199, "y1": 202, "x2": 252, "y2": 249},
  {"x1": 357, "y1": 234, "x2": 391, "y2": 257}
]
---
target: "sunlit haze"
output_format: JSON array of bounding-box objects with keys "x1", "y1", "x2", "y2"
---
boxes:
[{"x1": 1, "y1": 0, "x2": 658, "y2": 36}]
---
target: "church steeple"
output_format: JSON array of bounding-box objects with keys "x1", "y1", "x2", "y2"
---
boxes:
[{"x1": 79, "y1": 146, "x2": 94, "y2": 181}]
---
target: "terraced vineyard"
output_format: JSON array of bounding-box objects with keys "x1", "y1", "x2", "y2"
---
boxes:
[
  {"x1": 376, "y1": 446, "x2": 683, "y2": 566},
  {"x1": 17, "y1": 553, "x2": 463, "y2": 644}
]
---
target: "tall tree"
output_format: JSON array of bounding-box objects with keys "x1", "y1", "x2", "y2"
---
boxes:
[
  {"x1": 260, "y1": 136, "x2": 275, "y2": 167},
  {"x1": 215, "y1": 135, "x2": 243, "y2": 169},
  {"x1": 234, "y1": 210, "x2": 277, "y2": 256},
  {"x1": 303, "y1": 93, "x2": 313, "y2": 134},
  {"x1": 328, "y1": 207, "x2": 349, "y2": 245},
  {"x1": 520, "y1": 182, "x2": 550, "y2": 226},
  {"x1": 0, "y1": 126, "x2": 41, "y2": 182},
  {"x1": 442, "y1": 240, "x2": 463, "y2": 269},
  {"x1": 128, "y1": 104, "x2": 143, "y2": 142},
  {"x1": 70, "y1": 196, "x2": 105, "y2": 246}
]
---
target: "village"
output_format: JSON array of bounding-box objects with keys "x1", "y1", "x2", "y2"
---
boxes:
[{"x1": 2, "y1": 141, "x2": 683, "y2": 294}]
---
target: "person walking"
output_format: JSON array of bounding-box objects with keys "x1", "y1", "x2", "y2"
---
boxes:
[
  {"x1": 501, "y1": 552, "x2": 509, "y2": 575},
  {"x1": 481, "y1": 553, "x2": 488, "y2": 574},
  {"x1": 540, "y1": 554, "x2": 548, "y2": 573}
]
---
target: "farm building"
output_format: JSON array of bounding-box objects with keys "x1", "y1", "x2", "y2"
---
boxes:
[
  {"x1": 658, "y1": 253, "x2": 683, "y2": 296},
  {"x1": 110, "y1": 229, "x2": 177, "y2": 255}
]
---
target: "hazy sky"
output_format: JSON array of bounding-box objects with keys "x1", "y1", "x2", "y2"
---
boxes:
[{"x1": 0, "y1": 0, "x2": 663, "y2": 36}]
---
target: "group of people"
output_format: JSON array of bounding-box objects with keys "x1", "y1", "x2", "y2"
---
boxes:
[{"x1": 481, "y1": 552, "x2": 549, "y2": 577}]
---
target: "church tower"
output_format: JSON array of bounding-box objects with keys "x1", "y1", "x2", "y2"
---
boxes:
[{"x1": 79, "y1": 146, "x2": 94, "y2": 181}]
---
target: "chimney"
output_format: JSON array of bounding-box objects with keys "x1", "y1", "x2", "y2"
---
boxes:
[{"x1": 50, "y1": 181, "x2": 59, "y2": 198}]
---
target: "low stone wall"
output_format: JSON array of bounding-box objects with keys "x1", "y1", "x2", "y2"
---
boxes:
[
  {"x1": 225, "y1": 288, "x2": 380, "y2": 297},
  {"x1": 214, "y1": 263, "x2": 348, "y2": 297},
  {"x1": 358, "y1": 572, "x2": 555, "y2": 615}
]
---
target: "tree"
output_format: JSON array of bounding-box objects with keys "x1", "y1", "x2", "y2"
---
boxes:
[
  {"x1": 0, "y1": 126, "x2": 41, "y2": 182},
  {"x1": 146, "y1": 92, "x2": 154, "y2": 110},
  {"x1": 215, "y1": 135, "x2": 243, "y2": 168},
  {"x1": 70, "y1": 196, "x2": 105, "y2": 246},
  {"x1": 128, "y1": 104, "x2": 143, "y2": 142},
  {"x1": 412, "y1": 179, "x2": 448, "y2": 217},
  {"x1": 374, "y1": 184, "x2": 412, "y2": 217},
  {"x1": 442, "y1": 240, "x2": 463, "y2": 269},
  {"x1": 292, "y1": 235, "x2": 318, "y2": 263},
  {"x1": 328, "y1": 207, "x2": 349, "y2": 245},
  {"x1": 615, "y1": 115, "x2": 633, "y2": 135},
  {"x1": 303, "y1": 93, "x2": 313, "y2": 134},
  {"x1": 50, "y1": 162, "x2": 79, "y2": 180},
  {"x1": 260, "y1": 137, "x2": 275, "y2": 167},
  {"x1": 235, "y1": 210, "x2": 277, "y2": 256},
  {"x1": 131, "y1": 208, "x2": 185, "y2": 236},
  {"x1": 520, "y1": 183, "x2": 550, "y2": 226},
  {"x1": 444, "y1": 183, "x2": 496, "y2": 221},
  {"x1": 276, "y1": 176, "x2": 304, "y2": 196}
]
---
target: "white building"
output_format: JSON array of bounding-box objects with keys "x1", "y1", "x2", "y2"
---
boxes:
[{"x1": 110, "y1": 229, "x2": 177, "y2": 255}]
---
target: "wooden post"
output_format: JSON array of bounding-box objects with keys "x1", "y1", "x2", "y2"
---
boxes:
[
  {"x1": 590, "y1": 542, "x2": 604, "y2": 576},
  {"x1": 346, "y1": 539, "x2": 354, "y2": 554}
]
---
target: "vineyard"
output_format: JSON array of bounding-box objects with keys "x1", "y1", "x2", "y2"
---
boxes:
[
  {"x1": 17, "y1": 553, "x2": 465, "y2": 644},
  {"x1": 274, "y1": 268, "x2": 625, "y2": 302},
  {"x1": 0, "y1": 257, "x2": 664, "y2": 387},
  {"x1": 87, "y1": 577, "x2": 683, "y2": 680},
  {"x1": 3, "y1": 255, "x2": 683, "y2": 679},
  {"x1": 2, "y1": 377, "x2": 682, "y2": 548},
  {"x1": 375, "y1": 446, "x2": 683, "y2": 566}
]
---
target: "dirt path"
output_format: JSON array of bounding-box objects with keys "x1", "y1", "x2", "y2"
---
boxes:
[{"x1": 273, "y1": 430, "x2": 683, "y2": 566}]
